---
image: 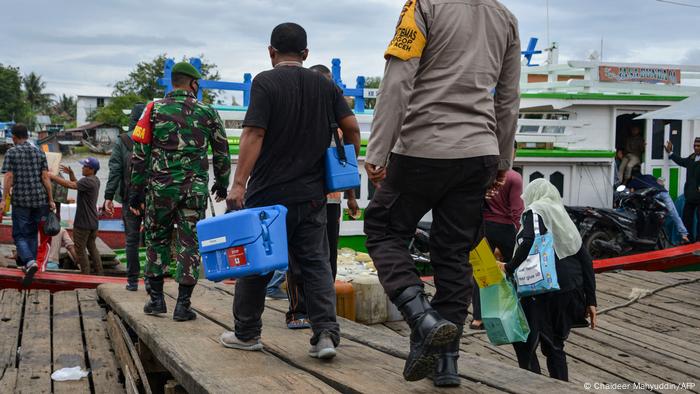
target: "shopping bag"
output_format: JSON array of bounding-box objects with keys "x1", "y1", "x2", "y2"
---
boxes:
[
  {"x1": 514, "y1": 214, "x2": 560, "y2": 297},
  {"x1": 480, "y1": 279, "x2": 530, "y2": 345},
  {"x1": 470, "y1": 238, "x2": 504, "y2": 288},
  {"x1": 44, "y1": 212, "x2": 61, "y2": 236}
]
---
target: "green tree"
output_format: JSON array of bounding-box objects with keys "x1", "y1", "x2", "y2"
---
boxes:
[
  {"x1": 50, "y1": 94, "x2": 77, "y2": 125},
  {"x1": 88, "y1": 94, "x2": 143, "y2": 129},
  {"x1": 0, "y1": 64, "x2": 30, "y2": 122},
  {"x1": 113, "y1": 53, "x2": 221, "y2": 103},
  {"x1": 23, "y1": 72, "x2": 53, "y2": 112}
]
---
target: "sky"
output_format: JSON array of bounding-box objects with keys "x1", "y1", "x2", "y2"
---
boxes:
[{"x1": 2, "y1": 0, "x2": 700, "y2": 102}]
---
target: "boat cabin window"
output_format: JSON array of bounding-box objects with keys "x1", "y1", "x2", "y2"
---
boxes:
[
  {"x1": 518, "y1": 112, "x2": 570, "y2": 134},
  {"x1": 651, "y1": 119, "x2": 682, "y2": 160}
]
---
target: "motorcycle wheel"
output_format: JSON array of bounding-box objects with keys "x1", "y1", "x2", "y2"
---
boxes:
[{"x1": 585, "y1": 230, "x2": 617, "y2": 259}]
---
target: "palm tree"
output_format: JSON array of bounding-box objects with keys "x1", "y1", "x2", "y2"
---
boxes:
[
  {"x1": 53, "y1": 94, "x2": 76, "y2": 121},
  {"x1": 23, "y1": 72, "x2": 53, "y2": 111}
]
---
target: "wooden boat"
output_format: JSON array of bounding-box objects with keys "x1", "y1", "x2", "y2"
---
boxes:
[{"x1": 593, "y1": 242, "x2": 700, "y2": 273}]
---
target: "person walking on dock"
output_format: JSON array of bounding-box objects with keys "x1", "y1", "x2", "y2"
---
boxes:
[
  {"x1": 665, "y1": 139, "x2": 700, "y2": 241},
  {"x1": 1, "y1": 123, "x2": 55, "y2": 286},
  {"x1": 221, "y1": 23, "x2": 361, "y2": 359},
  {"x1": 499, "y1": 179, "x2": 597, "y2": 382},
  {"x1": 104, "y1": 103, "x2": 146, "y2": 291},
  {"x1": 128, "y1": 62, "x2": 231, "y2": 322},
  {"x1": 50, "y1": 158, "x2": 103, "y2": 275},
  {"x1": 363, "y1": 0, "x2": 521, "y2": 386}
]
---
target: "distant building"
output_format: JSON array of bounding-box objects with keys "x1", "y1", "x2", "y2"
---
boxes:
[{"x1": 76, "y1": 88, "x2": 113, "y2": 126}]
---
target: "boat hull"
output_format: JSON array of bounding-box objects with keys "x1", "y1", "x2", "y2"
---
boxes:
[
  {"x1": 0, "y1": 267, "x2": 132, "y2": 292},
  {"x1": 593, "y1": 242, "x2": 700, "y2": 273}
]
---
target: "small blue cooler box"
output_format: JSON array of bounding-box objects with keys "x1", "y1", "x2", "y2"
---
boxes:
[
  {"x1": 325, "y1": 144, "x2": 360, "y2": 193},
  {"x1": 197, "y1": 205, "x2": 288, "y2": 282}
]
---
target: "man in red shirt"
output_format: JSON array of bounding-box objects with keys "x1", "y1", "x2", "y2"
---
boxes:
[{"x1": 471, "y1": 142, "x2": 523, "y2": 330}]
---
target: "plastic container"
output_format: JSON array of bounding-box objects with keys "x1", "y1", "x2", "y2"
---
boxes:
[
  {"x1": 325, "y1": 144, "x2": 360, "y2": 192},
  {"x1": 335, "y1": 280, "x2": 356, "y2": 321},
  {"x1": 197, "y1": 205, "x2": 288, "y2": 282},
  {"x1": 352, "y1": 275, "x2": 388, "y2": 324}
]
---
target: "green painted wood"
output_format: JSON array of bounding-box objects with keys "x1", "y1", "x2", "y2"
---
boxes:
[{"x1": 670, "y1": 167, "x2": 679, "y2": 200}]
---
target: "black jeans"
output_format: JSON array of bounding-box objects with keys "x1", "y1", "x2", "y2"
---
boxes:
[
  {"x1": 473, "y1": 221, "x2": 518, "y2": 320},
  {"x1": 123, "y1": 207, "x2": 143, "y2": 284},
  {"x1": 365, "y1": 154, "x2": 498, "y2": 325},
  {"x1": 513, "y1": 289, "x2": 583, "y2": 382},
  {"x1": 682, "y1": 201, "x2": 700, "y2": 241},
  {"x1": 285, "y1": 202, "x2": 341, "y2": 323},
  {"x1": 234, "y1": 199, "x2": 339, "y2": 346}
]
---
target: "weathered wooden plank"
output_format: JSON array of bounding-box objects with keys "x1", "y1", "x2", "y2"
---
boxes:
[
  {"x1": 213, "y1": 283, "x2": 587, "y2": 394},
  {"x1": 52, "y1": 291, "x2": 90, "y2": 394},
  {"x1": 97, "y1": 283, "x2": 334, "y2": 394},
  {"x1": 603, "y1": 272, "x2": 700, "y2": 307},
  {"x1": 16, "y1": 290, "x2": 51, "y2": 394},
  {"x1": 112, "y1": 312, "x2": 152, "y2": 394},
  {"x1": 0, "y1": 367, "x2": 18, "y2": 393},
  {"x1": 105, "y1": 312, "x2": 139, "y2": 390},
  {"x1": 607, "y1": 307, "x2": 700, "y2": 345},
  {"x1": 178, "y1": 282, "x2": 469, "y2": 394},
  {"x1": 0, "y1": 290, "x2": 23, "y2": 369},
  {"x1": 76, "y1": 289, "x2": 125, "y2": 394}
]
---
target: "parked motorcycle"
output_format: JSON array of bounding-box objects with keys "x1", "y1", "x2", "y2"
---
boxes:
[{"x1": 566, "y1": 185, "x2": 672, "y2": 259}]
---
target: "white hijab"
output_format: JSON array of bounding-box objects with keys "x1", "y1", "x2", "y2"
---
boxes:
[{"x1": 519, "y1": 178, "x2": 582, "y2": 259}]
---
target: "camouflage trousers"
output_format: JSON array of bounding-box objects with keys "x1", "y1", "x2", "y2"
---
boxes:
[{"x1": 143, "y1": 190, "x2": 206, "y2": 285}]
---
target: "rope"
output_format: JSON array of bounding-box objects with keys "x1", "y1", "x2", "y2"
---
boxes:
[{"x1": 598, "y1": 276, "x2": 700, "y2": 315}]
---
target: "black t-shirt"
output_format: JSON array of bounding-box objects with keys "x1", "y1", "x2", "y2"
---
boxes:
[
  {"x1": 74, "y1": 175, "x2": 100, "y2": 230},
  {"x1": 243, "y1": 66, "x2": 353, "y2": 207}
]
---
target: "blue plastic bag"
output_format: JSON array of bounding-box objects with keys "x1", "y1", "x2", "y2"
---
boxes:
[
  {"x1": 514, "y1": 214, "x2": 560, "y2": 297},
  {"x1": 480, "y1": 279, "x2": 530, "y2": 345}
]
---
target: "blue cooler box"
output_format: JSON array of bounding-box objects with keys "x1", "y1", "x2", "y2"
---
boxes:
[
  {"x1": 325, "y1": 144, "x2": 360, "y2": 192},
  {"x1": 197, "y1": 205, "x2": 288, "y2": 282}
]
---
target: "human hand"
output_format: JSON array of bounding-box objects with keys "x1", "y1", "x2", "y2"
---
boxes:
[
  {"x1": 48, "y1": 201, "x2": 56, "y2": 212},
  {"x1": 104, "y1": 200, "x2": 114, "y2": 216},
  {"x1": 226, "y1": 184, "x2": 246, "y2": 211},
  {"x1": 497, "y1": 262, "x2": 507, "y2": 273},
  {"x1": 486, "y1": 170, "x2": 507, "y2": 199},
  {"x1": 664, "y1": 141, "x2": 673, "y2": 154},
  {"x1": 60, "y1": 165, "x2": 74, "y2": 175},
  {"x1": 129, "y1": 193, "x2": 145, "y2": 217},
  {"x1": 586, "y1": 305, "x2": 597, "y2": 329},
  {"x1": 347, "y1": 197, "x2": 361, "y2": 219},
  {"x1": 211, "y1": 184, "x2": 228, "y2": 203},
  {"x1": 365, "y1": 163, "x2": 386, "y2": 188}
]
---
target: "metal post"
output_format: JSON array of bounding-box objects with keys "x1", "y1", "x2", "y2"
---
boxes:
[
  {"x1": 243, "y1": 73, "x2": 252, "y2": 107},
  {"x1": 332, "y1": 58, "x2": 344, "y2": 87},
  {"x1": 355, "y1": 76, "x2": 366, "y2": 113}
]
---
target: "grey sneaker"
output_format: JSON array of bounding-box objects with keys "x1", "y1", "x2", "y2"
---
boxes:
[
  {"x1": 309, "y1": 332, "x2": 337, "y2": 359},
  {"x1": 219, "y1": 331, "x2": 263, "y2": 351}
]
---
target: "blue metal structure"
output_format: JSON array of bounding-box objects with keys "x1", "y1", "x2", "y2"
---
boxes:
[
  {"x1": 157, "y1": 58, "x2": 252, "y2": 106},
  {"x1": 521, "y1": 37, "x2": 542, "y2": 67}
]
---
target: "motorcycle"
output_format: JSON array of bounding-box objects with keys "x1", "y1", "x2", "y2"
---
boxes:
[{"x1": 565, "y1": 185, "x2": 672, "y2": 259}]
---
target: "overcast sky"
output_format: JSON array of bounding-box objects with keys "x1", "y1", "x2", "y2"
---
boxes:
[{"x1": 2, "y1": 0, "x2": 700, "y2": 101}]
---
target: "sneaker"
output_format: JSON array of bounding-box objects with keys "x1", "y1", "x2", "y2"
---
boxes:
[
  {"x1": 22, "y1": 261, "x2": 38, "y2": 288},
  {"x1": 265, "y1": 288, "x2": 288, "y2": 300},
  {"x1": 219, "y1": 331, "x2": 263, "y2": 351},
  {"x1": 309, "y1": 332, "x2": 336, "y2": 360},
  {"x1": 125, "y1": 282, "x2": 138, "y2": 292}
]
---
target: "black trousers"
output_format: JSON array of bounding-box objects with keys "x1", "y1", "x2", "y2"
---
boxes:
[
  {"x1": 682, "y1": 201, "x2": 700, "y2": 241},
  {"x1": 365, "y1": 154, "x2": 498, "y2": 325},
  {"x1": 123, "y1": 207, "x2": 143, "y2": 284},
  {"x1": 234, "y1": 200, "x2": 339, "y2": 346},
  {"x1": 285, "y1": 203, "x2": 341, "y2": 323},
  {"x1": 513, "y1": 289, "x2": 584, "y2": 382},
  {"x1": 473, "y1": 221, "x2": 518, "y2": 320}
]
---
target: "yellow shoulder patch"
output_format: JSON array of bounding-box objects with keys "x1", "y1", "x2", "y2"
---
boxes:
[{"x1": 384, "y1": 0, "x2": 427, "y2": 61}]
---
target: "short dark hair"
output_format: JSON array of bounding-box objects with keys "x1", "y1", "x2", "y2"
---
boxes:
[
  {"x1": 310, "y1": 64, "x2": 332, "y2": 79},
  {"x1": 11, "y1": 124, "x2": 28, "y2": 139},
  {"x1": 270, "y1": 23, "x2": 307, "y2": 55},
  {"x1": 171, "y1": 72, "x2": 194, "y2": 87}
]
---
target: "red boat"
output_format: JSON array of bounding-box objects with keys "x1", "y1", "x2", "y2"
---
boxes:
[
  {"x1": 0, "y1": 267, "x2": 136, "y2": 292},
  {"x1": 593, "y1": 242, "x2": 700, "y2": 273}
]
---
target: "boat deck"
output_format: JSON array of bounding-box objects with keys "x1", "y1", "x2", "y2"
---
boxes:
[
  {"x1": 92, "y1": 270, "x2": 698, "y2": 394},
  {"x1": 0, "y1": 289, "x2": 123, "y2": 393}
]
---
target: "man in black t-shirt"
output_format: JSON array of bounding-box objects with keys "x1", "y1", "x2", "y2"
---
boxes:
[
  {"x1": 51, "y1": 157, "x2": 103, "y2": 275},
  {"x1": 221, "y1": 22, "x2": 361, "y2": 360}
]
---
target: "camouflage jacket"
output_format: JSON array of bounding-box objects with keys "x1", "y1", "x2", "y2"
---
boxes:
[{"x1": 130, "y1": 89, "x2": 231, "y2": 198}]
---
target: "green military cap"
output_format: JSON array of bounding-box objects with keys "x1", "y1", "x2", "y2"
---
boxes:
[{"x1": 172, "y1": 62, "x2": 202, "y2": 80}]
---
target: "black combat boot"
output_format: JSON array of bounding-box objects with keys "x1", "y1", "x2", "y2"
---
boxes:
[
  {"x1": 173, "y1": 284, "x2": 197, "y2": 322},
  {"x1": 143, "y1": 276, "x2": 167, "y2": 315},
  {"x1": 394, "y1": 286, "x2": 458, "y2": 381},
  {"x1": 433, "y1": 326, "x2": 463, "y2": 387}
]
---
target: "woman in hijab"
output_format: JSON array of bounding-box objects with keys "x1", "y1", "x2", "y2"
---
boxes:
[{"x1": 499, "y1": 178, "x2": 597, "y2": 382}]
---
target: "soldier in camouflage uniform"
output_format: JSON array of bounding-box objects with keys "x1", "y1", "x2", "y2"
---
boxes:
[{"x1": 129, "y1": 62, "x2": 231, "y2": 321}]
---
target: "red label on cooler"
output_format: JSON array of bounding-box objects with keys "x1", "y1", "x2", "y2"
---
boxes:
[{"x1": 226, "y1": 246, "x2": 247, "y2": 267}]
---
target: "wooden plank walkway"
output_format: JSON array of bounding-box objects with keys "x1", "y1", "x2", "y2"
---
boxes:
[
  {"x1": 98, "y1": 283, "x2": 591, "y2": 394},
  {"x1": 0, "y1": 289, "x2": 124, "y2": 394},
  {"x1": 409, "y1": 270, "x2": 700, "y2": 394}
]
